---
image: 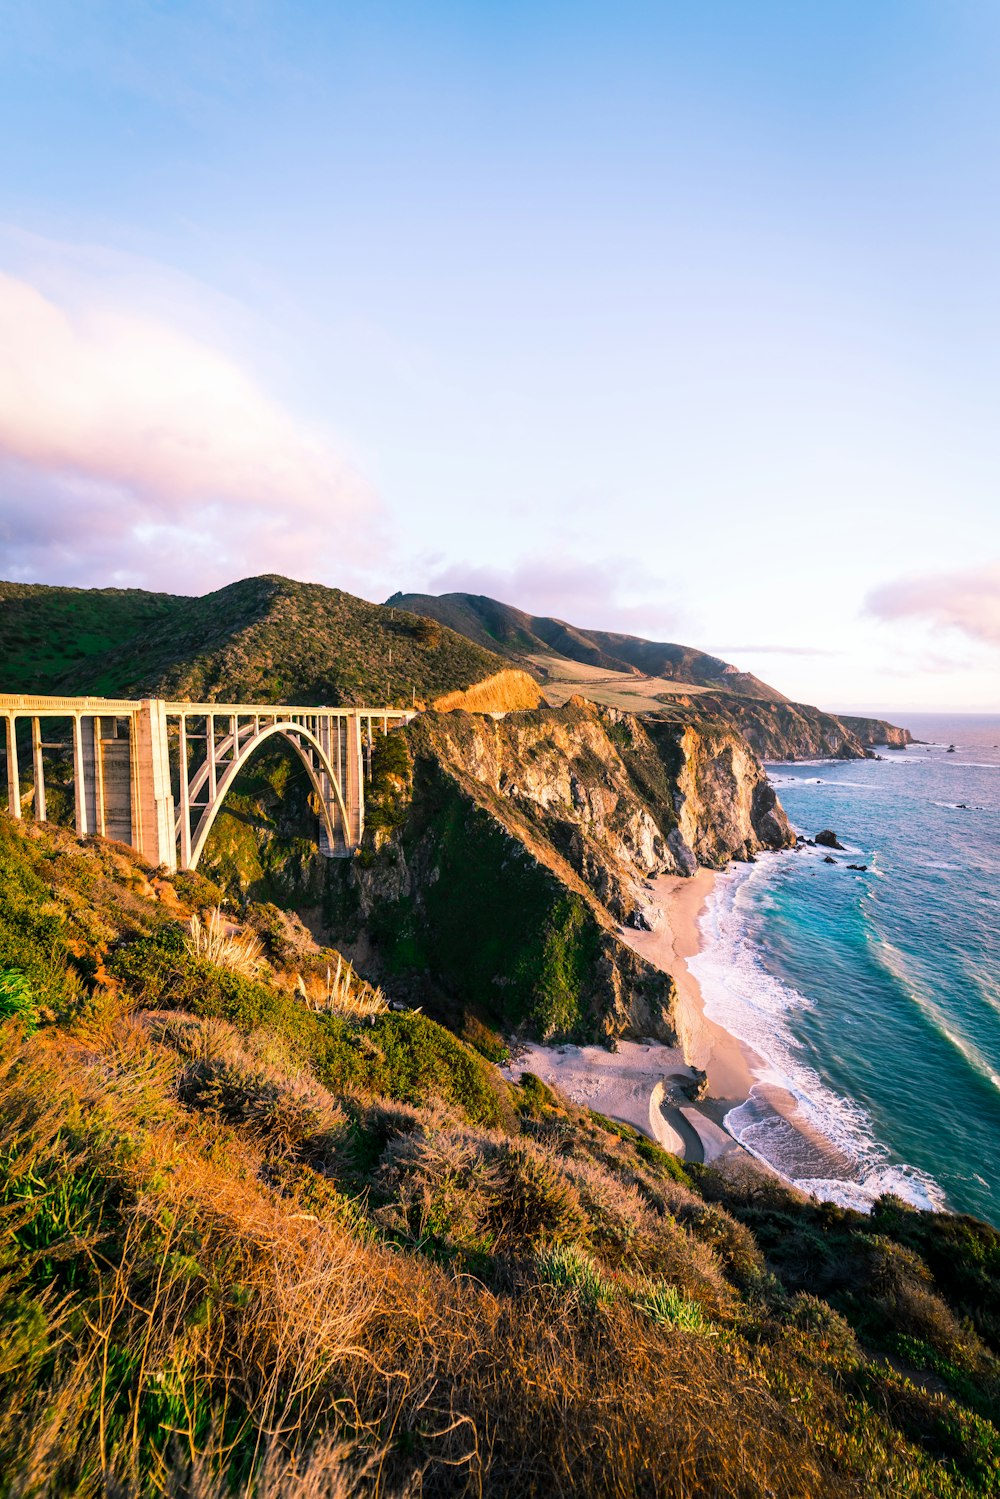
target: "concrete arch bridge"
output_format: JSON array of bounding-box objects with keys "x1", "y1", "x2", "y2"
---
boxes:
[{"x1": 0, "y1": 695, "x2": 413, "y2": 872}]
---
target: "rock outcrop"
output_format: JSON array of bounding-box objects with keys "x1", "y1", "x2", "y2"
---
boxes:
[{"x1": 341, "y1": 700, "x2": 793, "y2": 1044}]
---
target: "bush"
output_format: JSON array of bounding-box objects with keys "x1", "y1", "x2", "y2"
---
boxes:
[
  {"x1": 0, "y1": 971, "x2": 39, "y2": 1032},
  {"x1": 536, "y1": 1243, "x2": 614, "y2": 1309},
  {"x1": 632, "y1": 1281, "x2": 710, "y2": 1333}
]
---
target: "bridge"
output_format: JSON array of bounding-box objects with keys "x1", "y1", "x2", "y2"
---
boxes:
[{"x1": 0, "y1": 695, "x2": 413, "y2": 873}]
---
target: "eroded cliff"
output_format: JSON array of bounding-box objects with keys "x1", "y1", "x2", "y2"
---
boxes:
[{"x1": 338, "y1": 700, "x2": 792, "y2": 1043}]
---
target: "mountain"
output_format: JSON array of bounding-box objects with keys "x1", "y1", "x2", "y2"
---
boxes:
[
  {"x1": 387, "y1": 590, "x2": 911, "y2": 757},
  {"x1": 385, "y1": 591, "x2": 787, "y2": 700},
  {"x1": 0, "y1": 575, "x2": 540, "y2": 710}
]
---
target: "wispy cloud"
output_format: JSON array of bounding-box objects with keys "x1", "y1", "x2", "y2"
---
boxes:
[
  {"x1": 866, "y1": 562, "x2": 1000, "y2": 649},
  {"x1": 712, "y1": 644, "x2": 839, "y2": 658},
  {"x1": 416, "y1": 555, "x2": 685, "y2": 637},
  {"x1": 0, "y1": 265, "x2": 378, "y2": 591}
]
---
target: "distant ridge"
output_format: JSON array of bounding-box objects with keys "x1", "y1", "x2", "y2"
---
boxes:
[
  {"x1": 385, "y1": 591, "x2": 787, "y2": 701},
  {"x1": 387, "y1": 589, "x2": 911, "y2": 757}
]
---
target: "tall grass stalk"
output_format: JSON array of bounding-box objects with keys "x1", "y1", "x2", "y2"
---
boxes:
[
  {"x1": 187, "y1": 909, "x2": 265, "y2": 978},
  {"x1": 295, "y1": 955, "x2": 388, "y2": 1020}
]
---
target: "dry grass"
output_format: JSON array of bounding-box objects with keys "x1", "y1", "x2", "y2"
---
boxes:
[
  {"x1": 187, "y1": 907, "x2": 265, "y2": 978},
  {"x1": 0, "y1": 1009, "x2": 992, "y2": 1498},
  {"x1": 432, "y1": 669, "x2": 542, "y2": 715},
  {"x1": 293, "y1": 954, "x2": 390, "y2": 1020}
]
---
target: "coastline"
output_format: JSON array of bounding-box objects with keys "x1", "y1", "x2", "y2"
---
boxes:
[
  {"x1": 508, "y1": 854, "x2": 880, "y2": 1189},
  {"x1": 623, "y1": 868, "x2": 756, "y2": 1104},
  {"x1": 646, "y1": 860, "x2": 876, "y2": 1192},
  {"x1": 506, "y1": 868, "x2": 758, "y2": 1168}
]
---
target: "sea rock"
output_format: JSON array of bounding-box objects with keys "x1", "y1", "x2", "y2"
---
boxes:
[
  {"x1": 815, "y1": 829, "x2": 845, "y2": 850},
  {"x1": 823, "y1": 855, "x2": 837, "y2": 864},
  {"x1": 680, "y1": 1068, "x2": 709, "y2": 1102},
  {"x1": 846, "y1": 863, "x2": 868, "y2": 871}
]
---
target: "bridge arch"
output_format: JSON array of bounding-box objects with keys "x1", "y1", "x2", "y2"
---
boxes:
[{"x1": 187, "y1": 719, "x2": 352, "y2": 871}]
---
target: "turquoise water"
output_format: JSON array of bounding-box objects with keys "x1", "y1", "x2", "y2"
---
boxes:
[{"x1": 689, "y1": 714, "x2": 1000, "y2": 1225}]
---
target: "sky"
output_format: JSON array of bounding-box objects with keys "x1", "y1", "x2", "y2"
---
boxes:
[{"x1": 1, "y1": 1, "x2": 999, "y2": 713}]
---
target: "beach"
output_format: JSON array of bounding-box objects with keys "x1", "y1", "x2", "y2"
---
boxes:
[
  {"x1": 509, "y1": 861, "x2": 864, "y2": 1182},
  {"x1": 507, "y1": 868, "x2": 752, "y2": 1166}
]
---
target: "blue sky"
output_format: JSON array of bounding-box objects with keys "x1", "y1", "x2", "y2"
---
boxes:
[{"x1": 1, "y1": 1, "x2": 999, "y2": 711}]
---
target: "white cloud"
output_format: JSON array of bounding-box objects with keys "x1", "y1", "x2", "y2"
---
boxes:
[
  {"x1": 866, "y1": 562, "x2": 1000, "y2": 649},
  {"x1": 0, "y1": 266, "x2": 378, "y2": 591}
]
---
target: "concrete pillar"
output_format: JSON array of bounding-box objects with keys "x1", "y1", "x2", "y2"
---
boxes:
[
  {"x1": 178, "y1": 715, "x2": 191, "y2": 869},
  {"x1": 5, "y1": 714, "x2": 20, "y2": 819},
  {"x1": 344, "y1": 711, "x2": 365, "y2": 847},
  {"x1": 132, "y1": 700, "x2": 177, "y2": 871},
  {"x1": 207, "y1": 714, "x2": 217, "y2": 801},
  {"x1": 315, "y1": 713, "x2": 338, "y2": 856},
  {"x1": 99, "y1": 719, "x2": 133, "y2": 843},
  {"x1": 31, "y1": 718, "x2": 45, "y2": 821},
  {"x1": 73, "y1": 716, "x2": 93, "y2": 836}
]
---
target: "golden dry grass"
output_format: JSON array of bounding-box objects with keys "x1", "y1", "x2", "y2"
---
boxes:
[
  {"x1": 292, "y1": 954, "x2": 389, "y2": 1020},
  {"x1": 187, "y1": 907, "x2": 265, "y2": 978},
  {"x1": 432, "y1": 669, "x2": 542, "y2": 715},
  {"x1": 0, "y1": 1005, "x2": 983, "y2": 1499}
]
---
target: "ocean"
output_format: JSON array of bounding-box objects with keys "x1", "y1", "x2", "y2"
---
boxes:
[{"x1": 688, "y1": 713, "x2": 1000, "y2": 1226}]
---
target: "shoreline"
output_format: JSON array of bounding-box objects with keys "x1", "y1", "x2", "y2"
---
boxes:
[
  {"x1": 639, "y1": 862, "x2": 865, "y2": 1187},
  {"x1": 622, "y1": 868, "x2": 757, "y2": 1104},
  {"x1": 510, "y1": 855, "x2": 867, "y2": 1188}
]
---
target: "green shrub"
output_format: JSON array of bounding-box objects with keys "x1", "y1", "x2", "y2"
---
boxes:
[
  {"x1": 0, "y1": 971, "x2": 38, "y2": 1032},
  {"x1": 536, "y1": 1243, "x2": 614, "y2": 1309},
  {"x1": 631, "y1": 1280, "x2": 709, "y2": 1333},
  {"x1": 110, "y1": 925, "x2": 510, "y2": 1128}
]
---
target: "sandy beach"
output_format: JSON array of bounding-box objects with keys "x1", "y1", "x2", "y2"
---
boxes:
[
  {"x1": 508, "y1": 862, "x2": 860, "y2": 1183},
  {"x1": 622, "y1": 869, "x2": 756, "y2": 1103}
]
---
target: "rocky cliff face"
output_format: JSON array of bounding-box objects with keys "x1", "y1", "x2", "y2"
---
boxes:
[
  {"x1": 660, "y1": 696, "x2": 910, "y2": 761},
  {"x1": 839, "y1": 715, "x2": 912, "y2": 750},
  {"x1": 340, "y1": 700, "x2": 793, "y2": 1044}
]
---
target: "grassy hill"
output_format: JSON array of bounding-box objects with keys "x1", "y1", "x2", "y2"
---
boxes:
[
  {"x1": 386, "y1": 590, "x2": 788, "y2": 701},
  {"x1": 1, "y1": 810, "x2": 999, "y2": 1496},
  {"x1": 0, "y1": 575, "x2": 517, "y2": 708}
]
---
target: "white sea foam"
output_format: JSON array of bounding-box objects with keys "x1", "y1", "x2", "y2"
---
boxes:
[
  {"x1": 689, "y1": 860, "x2": 947, "y2": 1213},
  {"x1": 871, "y1": 937, "x2": 1000, "y2": 1094}
]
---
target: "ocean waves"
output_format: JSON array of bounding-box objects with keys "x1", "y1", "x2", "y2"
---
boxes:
[{"x1": 690, "y1": 860, "x2": 948, "y2": 1214}]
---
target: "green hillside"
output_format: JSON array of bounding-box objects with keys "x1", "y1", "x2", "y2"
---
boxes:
[
  {"x1": 0, "y1": 575, "x2": 511, "y2": 707},
  {"x1": 388, "y1": 589, "x2": 912, "y2": 755},
  {"x1": 0, "y1": 581, "x2": 185, "y2": 694}
]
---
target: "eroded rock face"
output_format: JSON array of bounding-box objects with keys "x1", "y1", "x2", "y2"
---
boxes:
[
  {"x1": 346, "y1": 699, "x2": 793, "y2": 1044},
  {"x1": 649, "y1": 721, "x2": 795, "y2": 869}
]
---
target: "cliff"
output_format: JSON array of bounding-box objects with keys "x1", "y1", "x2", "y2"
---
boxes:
[
  {"x1": 840, "y1": 713, "x2": 913, "y2": 750},
  {"x1": 337, "y1": 700, "x2": 793, "y2": 1043},
  {"x1": 654, "y1": 695, "x2": 910, "y2": 761}
]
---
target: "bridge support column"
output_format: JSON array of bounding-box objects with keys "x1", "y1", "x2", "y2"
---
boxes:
[
  {"x1": 4, "y1": 715, "x2": 20, "y2": 819},
  {"x1": 345, "y1": 711, "x2": 365, "y2": 848},
  {"x1": 316, "y1": 715, "x2": 340, "y2": 856},
  {"x1": 31, "y1": 718, "x2": 46, "y2": 822},
  {"x1": 132, "y1": 700, "x2": 177, "y2": 871}
]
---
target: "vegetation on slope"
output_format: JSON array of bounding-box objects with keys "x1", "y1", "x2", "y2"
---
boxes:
[
  {"x1": 0, "y1": 575, "x2": 511, "y2": 708},
  {"x1": 387, "y1": 589, "x2": 785, "y2": 699},
  {"x1": 388, "y1": 589, "x2": 912, "y2": 754},
  {"x1": 0, "y1": 811, "x2": 999, "y2": 1496},
  {"x1": 0, "y1": 580, "x2": 184, "y2": 694}
]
